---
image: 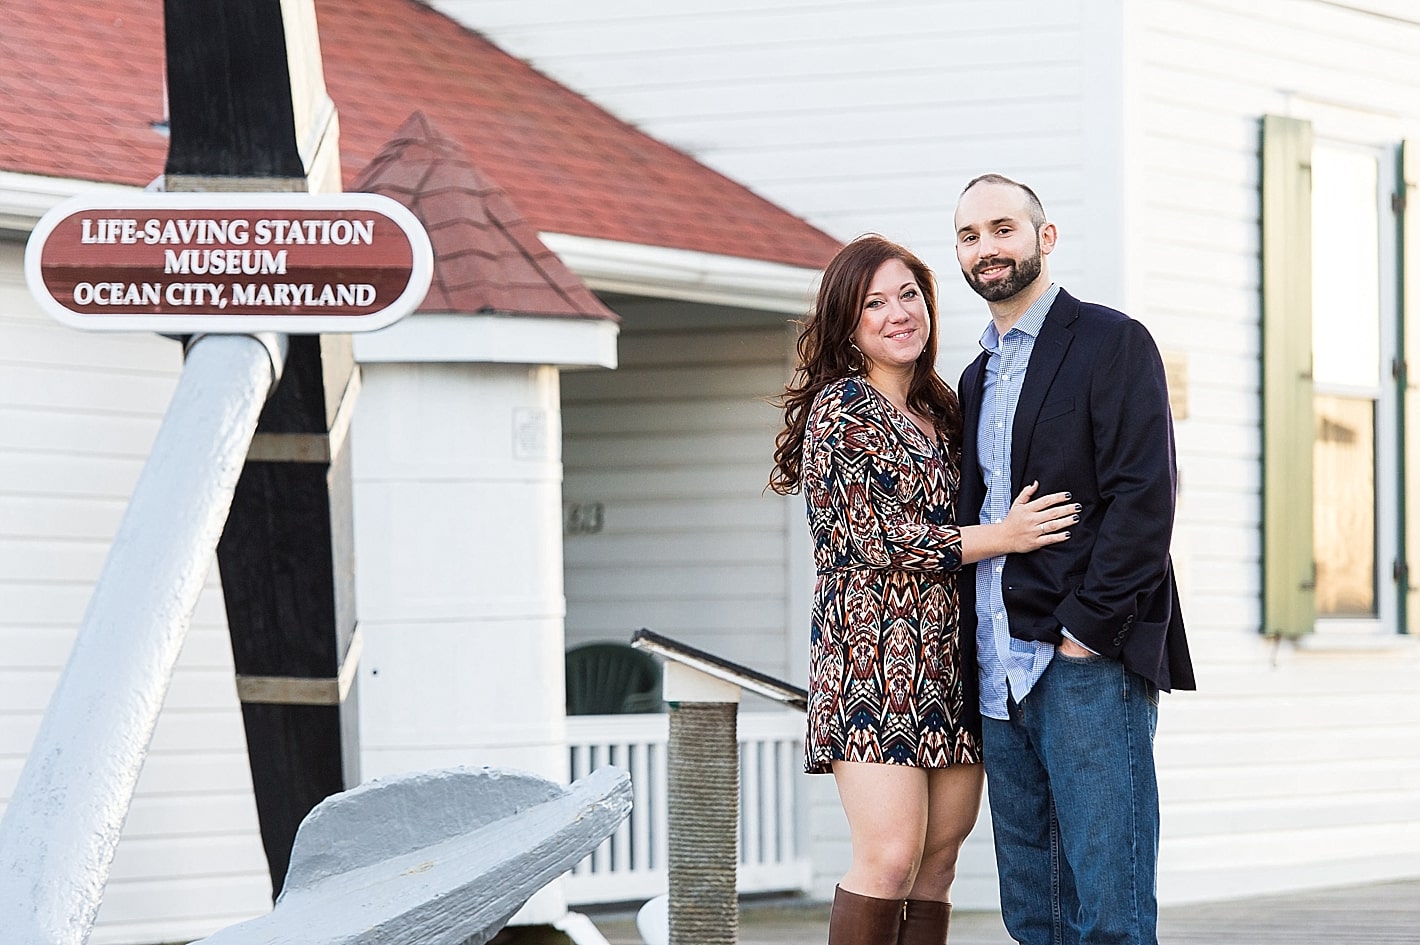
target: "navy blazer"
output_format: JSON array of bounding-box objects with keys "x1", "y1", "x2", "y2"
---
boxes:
[{"x1": 957, "y1": 289, "x2": 1195, "y2": 695}]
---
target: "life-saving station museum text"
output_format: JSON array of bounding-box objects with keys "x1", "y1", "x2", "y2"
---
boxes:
[{"x1": 73, "y1": 215, "x2": 383, "y2": 311}]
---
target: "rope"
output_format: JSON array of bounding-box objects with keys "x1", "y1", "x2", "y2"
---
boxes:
[{"x1": 667, "y1": 701, "x2": 739, "y2": 945}]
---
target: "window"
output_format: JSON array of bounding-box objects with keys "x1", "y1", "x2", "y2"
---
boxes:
[
  {"x1": 1311, "y1": 142, "x2": 1394, "y2": 629},
  {"x1": 1262, "y1": 115, "x2": 1407, "y2": 637}
]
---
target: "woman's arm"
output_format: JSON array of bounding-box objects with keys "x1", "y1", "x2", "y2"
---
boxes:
[
  {"x1": 806, "y1": 385, "x2": 960, "y2": 569},
  {"x1": 808, "y1": 383, "x2": 1073, "y2": 571},
  {"x1": 959, "y1": 480, "x2": 1075, "y2": 564}
]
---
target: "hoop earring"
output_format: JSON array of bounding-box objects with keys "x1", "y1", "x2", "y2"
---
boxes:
[{"x1": 847, "y1": 342, "x2": 866, "y2": 374}]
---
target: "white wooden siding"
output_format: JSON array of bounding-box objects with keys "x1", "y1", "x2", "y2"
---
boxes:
[
  {"x1": 0, "y1": 238, "x2": 271, "y2": 942},
  {"x1": 561, "y1": 299, "x2": 798, "y2": 690},
  {"x1": 1130, "y1": 0, "x2": 1420, "y2": 900},
  {"x1": 432, "y1": 0, "x2": 1107, "y2": 371}
]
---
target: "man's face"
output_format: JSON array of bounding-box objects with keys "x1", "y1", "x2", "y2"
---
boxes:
[{"x1": 954, "y1": 183, "x2": 1050, "y2": 303}]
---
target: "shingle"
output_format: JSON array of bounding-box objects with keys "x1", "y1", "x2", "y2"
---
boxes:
[
  {"x1": 1, "y1": 0, "x2": 841, "y2": 270},
  {"x1": 352, "y1": 112, "x2": 616, "y2": 321}
]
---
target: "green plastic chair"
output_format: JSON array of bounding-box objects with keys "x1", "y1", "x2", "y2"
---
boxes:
[{"x1": 565, "y1": 642, "x2": 664, "y2": 715}]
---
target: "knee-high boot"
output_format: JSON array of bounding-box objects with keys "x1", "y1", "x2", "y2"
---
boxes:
[
  {"x1": 897, "y1": 898, "x2": 951, "y2": 945},
  {"x1": 827, "y1": 885, "x2": 904, "y2": 945}
]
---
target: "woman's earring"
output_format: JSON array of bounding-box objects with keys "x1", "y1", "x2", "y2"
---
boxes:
[{"x1": 848, "y1": 342, "x2": 866, "y2": 374}]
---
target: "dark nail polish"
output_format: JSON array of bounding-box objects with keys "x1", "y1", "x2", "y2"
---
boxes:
[
  {"x1": 1074, "y1": 503, "x2": 1082, "y2": 511},
  {"x1": 1063, "y1": 531, "x2": 1071, "y2": 539},
  {"x1": 1064, "y1": 492, "x2": 1071, "y2": 500},
  {"x1": 1072, "y1": 514, "x2": 1080, "y2": 522}
]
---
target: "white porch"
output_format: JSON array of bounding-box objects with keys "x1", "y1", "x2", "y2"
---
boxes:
[{"x1": 563, "y1": 710, "x2": 810, "y2": 906}]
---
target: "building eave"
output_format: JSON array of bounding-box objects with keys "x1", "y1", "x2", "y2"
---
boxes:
[
  {"x1": 540, "y1": 232, "x2": 821, "y2": 315},
  {"x1": 0, "y1": 171, "x2": 142, "y2": 237},
  {"x1": 352, "y1": 311, "x2": 618, "y2": 368}
]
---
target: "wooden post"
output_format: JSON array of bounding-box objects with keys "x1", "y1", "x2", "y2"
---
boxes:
[
  {"x1": 163, "y1": 0, "x2": 356, "y2": 895},
  {"x1": 664, "y1": 663, "x2": 741, "y2": 945},
  {"x1": 631, "y1": 629, "x2": 808, "y2": 945},
  {"x1": 163, "y1": 0, "x2": 340, "y2": 193}
]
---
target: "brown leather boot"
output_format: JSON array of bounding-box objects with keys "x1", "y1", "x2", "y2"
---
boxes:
[
  {"x1": 827, "y1": 885, "x2": 904, "y2": 944},
  {"x1": 898, "y1": 898, "x2": 951, "y2": 945}
]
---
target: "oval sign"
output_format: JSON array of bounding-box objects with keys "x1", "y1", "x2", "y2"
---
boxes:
[{"x1": 25, "y1": 192, "x2": 433, "y2": 333}]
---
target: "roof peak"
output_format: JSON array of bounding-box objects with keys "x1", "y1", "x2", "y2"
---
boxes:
[{"x1": 353, "y1": 112, "x2": 616, "y2": 321}]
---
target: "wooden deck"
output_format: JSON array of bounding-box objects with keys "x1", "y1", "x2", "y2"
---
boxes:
[{"x1": 582, "y1": 878, "x2": 1420, "y2": 944}]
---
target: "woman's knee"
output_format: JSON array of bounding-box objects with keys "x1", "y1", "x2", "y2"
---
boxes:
[
  {"x1": 918, "y1": 838, "x2": 964, "y2": 877},
  {"x1": 906, "y1": 841, "x2": 966, "y2": 900},
  {"x1": 850, "y1": 839, "x2": 922, "y2": 894}
]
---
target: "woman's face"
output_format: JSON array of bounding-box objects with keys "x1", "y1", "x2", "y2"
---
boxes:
[{"x1": 851, "y1": 257, "x2": 929, "y2": 376}]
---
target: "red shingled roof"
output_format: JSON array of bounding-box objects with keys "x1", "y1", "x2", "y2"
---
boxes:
[
  {"x1": 353, "y1": 112, "x2": 617, "y2": 320},
  {"x1": 0, "y1": 0, "x2": 840, "y2": 270}
]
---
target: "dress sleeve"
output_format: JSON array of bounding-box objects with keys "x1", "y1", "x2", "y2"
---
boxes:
[{"x1": 807, "y1": 383, "x2": 963, "y2": 572}]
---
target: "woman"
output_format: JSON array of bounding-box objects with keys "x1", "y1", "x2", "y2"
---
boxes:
[{"x1": 770, "y1": 235, "x2": 1075, "y2": 945}]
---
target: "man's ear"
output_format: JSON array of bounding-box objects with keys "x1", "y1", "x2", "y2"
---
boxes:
[{"x1": 1038, "y1": 222, "x2": 1058, "y2": 255}]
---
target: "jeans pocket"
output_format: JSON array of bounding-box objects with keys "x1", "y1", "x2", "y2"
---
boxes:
[{"x1": 1055, "y1": 650, "x2": 1107, "y2": 664}]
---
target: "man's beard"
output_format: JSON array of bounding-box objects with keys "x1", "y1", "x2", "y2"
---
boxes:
[{"x1": 963, "y1": 244, "x2": 1043, "y2": 302}]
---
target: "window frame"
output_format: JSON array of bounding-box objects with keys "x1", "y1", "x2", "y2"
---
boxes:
[{"x1": 1261, "y1": 113, "x2": 1411, "y2": 639}]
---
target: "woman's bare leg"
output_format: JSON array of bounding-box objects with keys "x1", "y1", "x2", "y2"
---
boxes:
[
  {"x1": 832, "y1": 760, "x2": 931, "y2": 898},
  {"x1": 907, "y1": 763, "x2": 985, "y2": 901}
]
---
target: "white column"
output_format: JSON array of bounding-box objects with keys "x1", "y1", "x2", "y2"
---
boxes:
[
  {"x1": 350, "y1": 360, "x2": 569, "y2": 919},
  {"x1": 349, "y1": 310, "x2": 616, "y2": 923},
  {"x1": 352, "y1": 359, "x2": 567, "y2": 777}
]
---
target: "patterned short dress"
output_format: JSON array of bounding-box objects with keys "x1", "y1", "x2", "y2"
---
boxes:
[{"x1": 801, "y1": 377, "x2": 981, "y2": 774}]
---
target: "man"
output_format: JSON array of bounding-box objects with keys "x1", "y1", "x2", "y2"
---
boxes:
[{"x1": 953, "y1": 174, "x2": 1195, "y2": 945}]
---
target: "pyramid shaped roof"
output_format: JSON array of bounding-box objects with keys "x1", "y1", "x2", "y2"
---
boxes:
[{"x1": 352, "y1": 112, "x2": 616, "y2": 321}]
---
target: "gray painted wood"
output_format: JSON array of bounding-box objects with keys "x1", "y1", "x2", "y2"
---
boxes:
[{"x1": 196, "y1": 766, "x2": 632, "y2": 945}]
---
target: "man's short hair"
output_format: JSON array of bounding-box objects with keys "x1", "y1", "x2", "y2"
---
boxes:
[{"x1": 962, "y1": 173, "x2": 1047, "y2": 230}]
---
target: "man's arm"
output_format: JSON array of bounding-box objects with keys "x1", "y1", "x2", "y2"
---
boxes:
[{"x1": 1053, "y1": 317, "x2": 1177, "y2": 657}]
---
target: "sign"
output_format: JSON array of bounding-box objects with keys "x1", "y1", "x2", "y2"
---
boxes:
[{"x1": 25, "y1": 193, "x2": 433, "y2": 333}]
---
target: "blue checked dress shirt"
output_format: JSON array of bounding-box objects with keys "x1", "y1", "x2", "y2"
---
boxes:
[{"x1": 975, "y1": 283, "x2": 1060, "y2": 721}]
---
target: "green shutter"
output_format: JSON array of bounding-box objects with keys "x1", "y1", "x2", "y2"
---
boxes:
[
  {"x1": 1260, "y1": 115, "x2": 1315, "y2": 638},
  {"x1": 1401, "y1": 141, "x2": 1420, "y2": 634}
]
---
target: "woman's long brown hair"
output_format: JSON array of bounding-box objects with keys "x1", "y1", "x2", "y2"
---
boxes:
[{"x1": 769, "y1": 235, "x2": 961, "y2": 495}]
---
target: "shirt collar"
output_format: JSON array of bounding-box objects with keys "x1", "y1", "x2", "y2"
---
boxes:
[{"x1": 977, "y1": 283, "x2": 1060, "y2": 353}]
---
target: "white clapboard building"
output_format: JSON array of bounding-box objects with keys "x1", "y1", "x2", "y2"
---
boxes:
[
  {"x1": 1, "y1": 1, "x2": 1419, "y2": 942},
  {"x1": 439, "y1": 0, "x2": 1420, "y2": 906}
]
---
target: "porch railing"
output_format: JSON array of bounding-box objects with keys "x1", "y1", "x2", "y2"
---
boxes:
[{"x1": 563, "y1": 710, "x2": 810, "y2": 905}]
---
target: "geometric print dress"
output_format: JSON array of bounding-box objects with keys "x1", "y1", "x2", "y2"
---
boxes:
[{"x1": 801, "y1": 376, "x2": 981, "y2": 773}]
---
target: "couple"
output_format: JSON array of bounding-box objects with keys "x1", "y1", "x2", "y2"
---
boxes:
[{"x1": 770, "y1": 175, "x2": 1196, "y2": 945}]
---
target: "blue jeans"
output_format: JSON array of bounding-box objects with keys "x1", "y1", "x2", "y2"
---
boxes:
[{"x1": 982, "y1": 652, "x2": 1160, "y2": 945}]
